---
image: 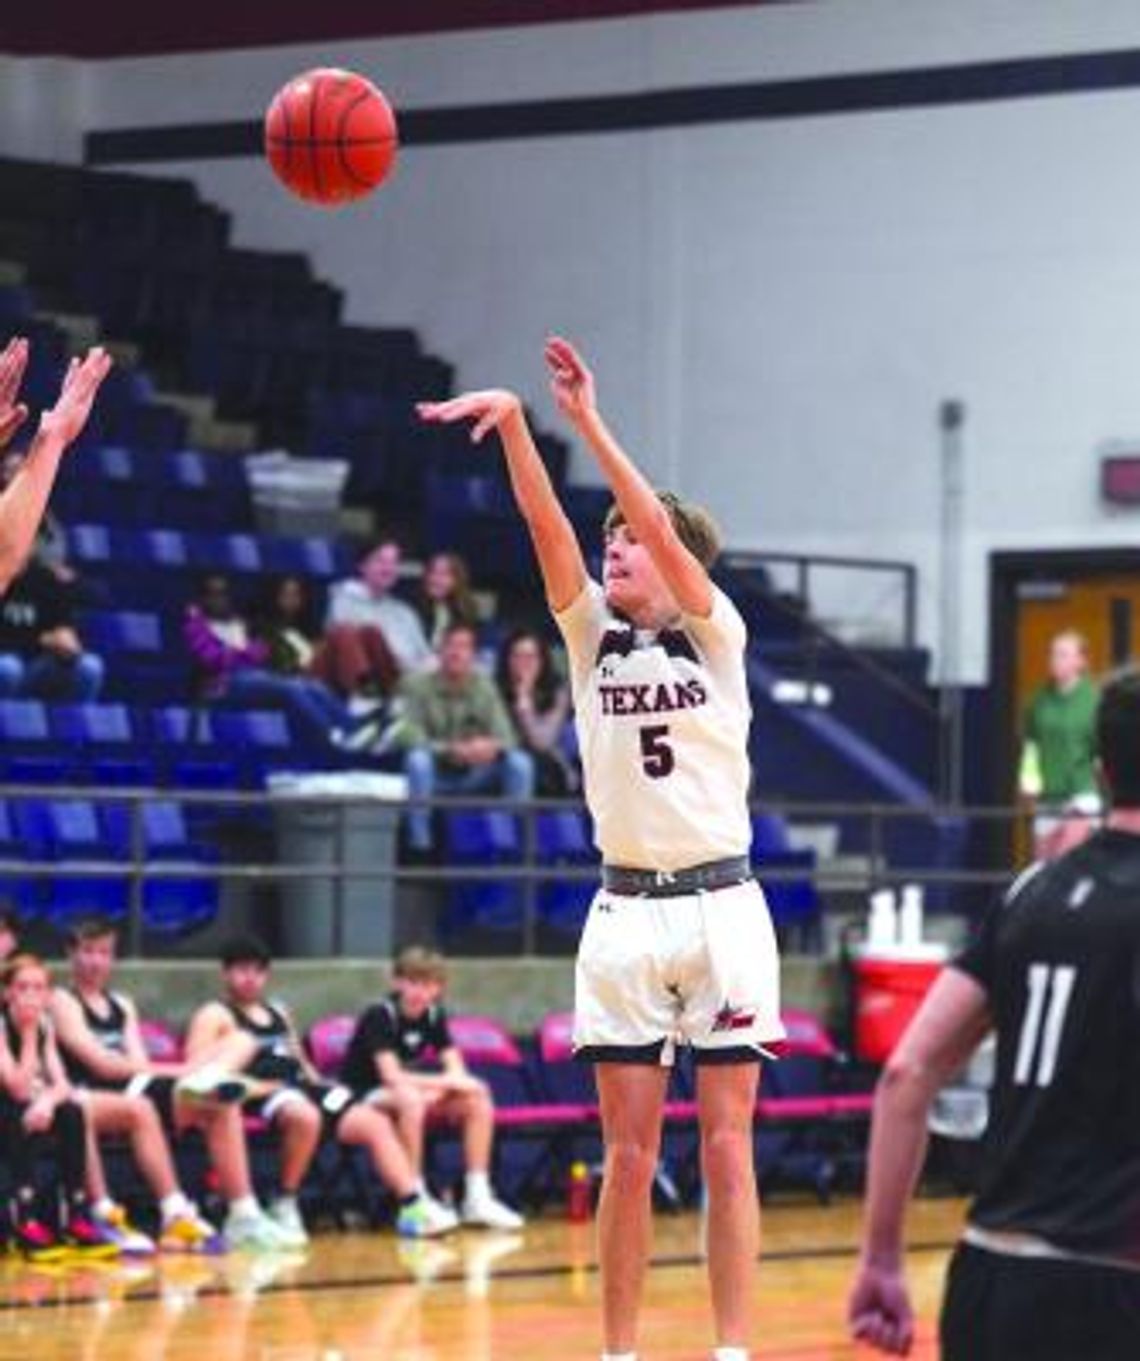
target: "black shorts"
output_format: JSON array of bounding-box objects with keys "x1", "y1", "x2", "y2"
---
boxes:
[
  {"x1": 941, "y1": 1243, "x2": 1140, "y2": 1361},
  {"x1": 80, "y1": 1075, "x2": 180, "y2": 1130},
  {"x1": 247, "y1": 1081, "x2": 358, "y2": 1138}
]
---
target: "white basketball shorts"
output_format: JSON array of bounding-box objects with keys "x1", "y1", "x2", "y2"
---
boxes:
[{"x1": 572, "y1": 878, "x2": 784, "y2": 1064}]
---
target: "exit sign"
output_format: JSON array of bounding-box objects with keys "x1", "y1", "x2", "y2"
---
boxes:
[{"x1": 1102, "y1": 455, "x2": 1140, "y2": 505}]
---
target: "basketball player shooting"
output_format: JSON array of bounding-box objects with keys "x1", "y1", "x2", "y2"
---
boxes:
[
  {"x1": 419, "y1": 337, "x2": 783, "y2": 1361},
  {"x1": 0, "y1": 337, "x2": 112, "y2": 592}
]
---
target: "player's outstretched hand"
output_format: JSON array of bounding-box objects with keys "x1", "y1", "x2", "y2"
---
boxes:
[
  {"x1": 544, "y1": 336, "x2": 597, "y2": 426},
  {"x1": 847, "y1": 1262, "x2": 915, "y2": 1356},
  {"x1": 0, "y1": 337, "x2": 30, "y2": 450},
  {"x1": 39, "y1": 347, "x2": 113, "y2": 449},
  {"x1": 417, "y1": 390, "x2": 521, "y2": 444}
]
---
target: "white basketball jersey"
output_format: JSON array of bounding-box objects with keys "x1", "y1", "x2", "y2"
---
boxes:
[{"x1": 555, "y1": 581, "x2": 752, "y2": 870}]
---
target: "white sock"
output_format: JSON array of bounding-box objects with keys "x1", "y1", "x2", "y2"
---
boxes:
[
  {"x1": 160, "y1": 1192, "x2": 191, "y2": 1223},
  {"x1": 712, "y1": 1349, "x2": 750, "y2": 1361},
  {"x1": 465, "y1": 1171, "x2": 491, "y2": 1201},
  {"x1": 93, "y1": 1197, "x2": 116, "y2": 1219},
  {"x1": 227, "y1": 1196, "x2": 261, "y2": 1222},
  {"x1": 601, "y1": 1353, "x2": 637, "y2": 1361},
  {"x1": 274, "y1": 1193, "x2": 298, "y2": 1212}
]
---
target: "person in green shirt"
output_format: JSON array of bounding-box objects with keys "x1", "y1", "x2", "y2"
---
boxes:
[
  {"x1": 1019, "y1": 629, "x2": 1101, "y2": 859},
  {"x1": 396, "y1": 622, "x2": 535, "y2": 852}
]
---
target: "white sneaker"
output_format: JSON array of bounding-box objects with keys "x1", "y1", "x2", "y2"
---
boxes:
[
  {"x1": 268, "y1": 1198, "x2": 310, "y2": 1248},
  {"x1": 175, "y1": 1065, "x2": 253, "y2": 1106},
  {"x1": 396, "y1": 1194, "x2": 460, "y2": 1239},
  {"x1": 223, "y1": 1210, "x2": 295, "y2": 1253},
  {"x1": 460, "y1": 1191, "x2": 524, "y2": 1231}
]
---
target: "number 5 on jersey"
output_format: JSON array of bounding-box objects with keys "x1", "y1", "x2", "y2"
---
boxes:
[
  {"x1": 639, "y1": 724, "x2": 674, "y2": 778},
  {"x1": 1014, "y1": 963, "x2": 1077, "y2": 1088}
]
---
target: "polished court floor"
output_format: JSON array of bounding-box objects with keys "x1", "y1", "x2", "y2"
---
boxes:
[{"x1": 0, "y1": 1196, "x2": 963, "y2": 1360}]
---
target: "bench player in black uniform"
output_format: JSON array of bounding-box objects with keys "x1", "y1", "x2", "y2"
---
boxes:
[
  {"x1": 341, "y1": 946, "x2": 523, "y2": 1230},
  {"x1": 51, "y1": 917, "x2": 291, "y2": 1253},
  {"x1": 185, "y1": 936, "x2": 458, "y2": 1242},
  {"x1": 849, "y1": 667, "x2": 1140, "y2": 1360},
  {"x1": 0, "y1": 953, "x2": 118, "y2": 1258}
]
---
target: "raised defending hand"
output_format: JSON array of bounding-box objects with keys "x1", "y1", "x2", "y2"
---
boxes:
[
  {"x1": 39, "y1": 347, "x2": 113, "y2": 448},
  {"x1": 544, "y1": 335, "x2": 597, "y2": 426},
  {"x1": 0, "y1": 337, "x2": 30, "y2": 449},
  {"x1": 416, "y1": 390, "x2": 521, "y2": 444},
  {"x1": 847, "y1": 1262, "x2": 915, "y2": 1356}
]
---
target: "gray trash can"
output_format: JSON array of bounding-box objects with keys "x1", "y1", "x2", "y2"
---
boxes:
[{"x1": 268, "y1": 772, "x2": 407, "y2": 957}]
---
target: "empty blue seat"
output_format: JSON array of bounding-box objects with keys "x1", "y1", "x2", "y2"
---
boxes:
[
  {"x1": 66, "y1": 523, "x2": 112, "y2": 566},
  {"x1": 444, "y1": 809, "x2": 521, "y2": 863},
  {"x1": 212, "y1": 709, "x2": 291, "y2": 751},
  {"x1": 0, "y1": 700, "x2": 49, "y2": 744},
  {"x1": 80, "y1": 611, "x2": 163, "y2": 655},
  {"x1": 190, "y1": 533, "x2": 262, "y2": 575},
  {"x1": 49, "y1": 703, "x2": 135, "y2": 748}
]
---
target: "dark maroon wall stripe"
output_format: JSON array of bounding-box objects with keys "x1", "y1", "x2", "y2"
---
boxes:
[{"x1": 1, "y1": 1, "x2": 786, "y2": 58}]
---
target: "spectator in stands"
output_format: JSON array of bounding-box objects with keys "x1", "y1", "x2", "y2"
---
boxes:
[
  {"x1": 0, "y1": 338, "x2": 112, "y2": 595},
  {"x1": 0, "y1": 953, "x2": 117, "y2": 1258},
  {"x1": 1019, "y1": 629, "x2": 1101, "y2": 859},
  {"x1": 495, "y1": 627, "x2": 579, "y2": 795},
  {"x1": 184, "y1": 935, "x2": 459, "y2": 1242},
  {"x1": 396, "y1": 622, "x2": 536, "y2": 853},
  {"x1": 183, "y1": 574, "x2": 371, "y2": 754},
  {"x1": 340, "y1": 946, "x2": 523, "y2": 1230},
  {"x1": 411, "y1": 552, "x2": 479, "y2": 650},
  {"x1": 326, "y1": 538, "x2": 433, "y2": 678},
  {"x1": 51, "y1": 917, "x2": 290, "y2": 1254},
  {"x1": 0, "y1": 556, "x2": 105, "y2": 700}
]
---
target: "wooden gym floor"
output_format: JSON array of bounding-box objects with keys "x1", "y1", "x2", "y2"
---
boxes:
[{"x1": 0, "y1": 1195, "x2": 963, "y2": 1360}]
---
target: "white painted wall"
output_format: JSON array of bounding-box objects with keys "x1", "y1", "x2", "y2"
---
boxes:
[{"x1": 12, "y1": 1, "x2": 1140, "y2": 679}]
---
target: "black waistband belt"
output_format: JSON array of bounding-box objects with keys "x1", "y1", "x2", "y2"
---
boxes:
[{"x1": 602, "y1": 855, "x2": 753, "y2": 898}]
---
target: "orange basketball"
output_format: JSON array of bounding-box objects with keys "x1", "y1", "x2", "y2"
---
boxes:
[{"x1": 264, "y1": 68, "x2": 398, "y2": 206}]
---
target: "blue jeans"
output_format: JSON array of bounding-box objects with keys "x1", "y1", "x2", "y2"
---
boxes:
[
  {"x1": 225, "y1": 669, "x2": 352, "y2": 751},
  {"x1": 0, "y1": 651, "x2": 105, "y2": 701},
  {"x1": 403, "y1": 746, "x2": 536, "y2": 850}
]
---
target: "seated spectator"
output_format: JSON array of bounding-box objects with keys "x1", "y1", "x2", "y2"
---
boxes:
[
  {"x1": 51, "y1": 917, "x2": 289, "y2": 1254},
  {"x1": 340, "y1": 946, "x2": 523, "y2": 1230},
  {"x1": 0, "y1": 557, "x2": 104, "y2": 701},
  {"x1": 326, "y1": 539, "x2": 433, "y2": 681},
  {"x1": 412, "y1": 552, "x2": 479, "y2": 651},
  {"x1": 184, "y1": 936, "x2": 459, "y2": 1242},
  {"x1": 396, "y1": 622, "x2": 535, "y2": 853},
  {"x1": 0, "y1": 953, "x2": 117, "y2": 1258},
  {"x1": 183, "y1": 574, "x2": 370, "y2": 754},
  {"x1": 496, "y1": 627, "x2": 579, "y2": 795}
]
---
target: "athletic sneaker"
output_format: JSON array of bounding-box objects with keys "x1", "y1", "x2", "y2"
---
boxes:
[
  {"x1": 222, "y1": 1210, "x2": 295, "y2": 1253},
  {"x1": 159, "y1": 1209, "x2": 226, "y2": 1255},
  {"x1": 10, "y1": 1215, "x2": 65, "y2": 1262},
  {"x1": 460, "y1": 1190, "x2": 525, "y2": 1231},
  {"x1": 267, "y1": 1198, "x2": 309, "y2": 1249},
  {"x1": 97, "y1": 1203, "x2": 156, "y2": 1255},
  {"x1": 175, "y1": 1065, "x2": 253, "y2": 1106},
  {"x1": 396, "y1": 1194, "x2": 460, "y2": 1239},
  {"x1": 61, "y1": 1210, "x2": 121, "y2": 1259}
]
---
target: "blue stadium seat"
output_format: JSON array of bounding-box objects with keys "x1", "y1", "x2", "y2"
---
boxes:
[{"x1": 79, "y1": 610, "x2": 163, "y2": 656}]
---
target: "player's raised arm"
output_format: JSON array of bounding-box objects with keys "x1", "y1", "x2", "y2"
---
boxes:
[
  {"x1": 417, "y1": 390, "x2": 587, "y2": 612},
  {"x1": 0, "y1": 344, "x2": 112, "y2": 594},
  {"x1": 544, "y1": 336, "x2": 712, "y2": 619}
]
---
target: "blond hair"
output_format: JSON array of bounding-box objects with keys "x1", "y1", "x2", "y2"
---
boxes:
[{"x1": 393, "y1": 945, "x2": 448, "y2": 985}]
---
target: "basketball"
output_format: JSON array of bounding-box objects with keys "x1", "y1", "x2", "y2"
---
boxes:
[{"x1": 264, "y1": 68, "x2": 398, "y2": 205}]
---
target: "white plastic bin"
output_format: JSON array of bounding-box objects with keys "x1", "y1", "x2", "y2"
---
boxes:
[{"x1": 245, "y1": 450, "x2": 350, "y2": 536}]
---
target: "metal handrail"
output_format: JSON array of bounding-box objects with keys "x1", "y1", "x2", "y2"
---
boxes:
[{"x1": 0, "y1": 783, "x2": 1044, "y2": 956}]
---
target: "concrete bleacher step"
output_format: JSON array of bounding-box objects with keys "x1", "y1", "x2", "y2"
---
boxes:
[
  {"x1": 0, "y1": 259, "x2": 27, "y2": 286},
  {"x1": 36, "y1": 310, "x2": 101, "y2": 350},
  {"x1": 155, "y1": 389, "x2": 257, "y2": 452},
  {"x1": 102, "y1": 337, "x2": 143, "y2": 368}
]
